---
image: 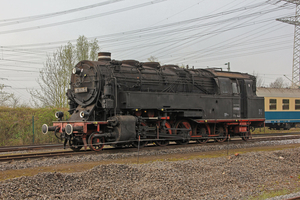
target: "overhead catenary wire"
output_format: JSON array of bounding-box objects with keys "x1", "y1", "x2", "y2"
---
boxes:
[
  {"x1": 0, "y1": 1, "x2": 290, "y2": 72},
  {"x1": 0, "y1": 0, "x2": 168, "y2": 35},
  {"x1": 0, "y1": 0, "x2": 124, "y2": 25},
  {"x1": 107, "y1": 18, "x2": 290, "y2": 54},
  {"x1": 1, "y1": 1, "x2": 276, "y2": 49},
  {"x1": 127, "y1": 33, "x2": 292, "y2": 60},
  {"x1": 0, "y1": 0, "x2": 290, "y2": 71},
  {"x1": 145, "y1": 2, "x2": 289, "y2": 61},
  {"x1": 175, "y1": 21, "x2": 291, "y2": 64},
  {"x1": 0, "y1": 0, "x2": 294, "y2": 98},
  {"x1": 0, "y1": 21, "x2": 290, "y2": 76},
  {"x1": 118, "y1": 1, "x2": 286, "y2": 58},
  {"x1": 190, "y1": 45, "x2": 293, "y2": 64},
  {"x1": 159, "y1": 11, "x2": 293, "y2": 63}
]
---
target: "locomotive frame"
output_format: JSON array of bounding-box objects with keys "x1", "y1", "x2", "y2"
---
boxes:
[{"x1": 42, "y1": 52, "x2": 265, "y2": 151}]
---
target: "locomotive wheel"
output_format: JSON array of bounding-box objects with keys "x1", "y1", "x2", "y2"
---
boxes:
[
  {"x1": 194, "y1": 125, "x2": 209, "y2": 144},
  {"x1": 241, "y1": 131, "x2": 250, "y2": 141},
  {"x1": 88, "y1": 132, "x2": 105, "y2": 151},
  {"x1": 155, "y1": 122, "x2": 172, "y2": 146},
  {"x1": 214, "y1": 126, "x2": 227, "y2": 142},
  {"x1": 69, "y1": 137, "x2": 83, "y2": 152},
  {"x1": 174, "y1": 120, "x2": 192, "y2": 145}
]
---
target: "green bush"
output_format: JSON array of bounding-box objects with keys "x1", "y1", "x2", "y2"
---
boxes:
[{"x1": 0, "y1": 107, "x2": 69, "y2": 146}]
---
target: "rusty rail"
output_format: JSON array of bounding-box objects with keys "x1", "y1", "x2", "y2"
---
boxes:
[
  {"x1": 0, "y1": 144, "x2": 63, "y2": 153},
  {"x1": 0, "y1": 150, "x2": 90, "y2": 162}
]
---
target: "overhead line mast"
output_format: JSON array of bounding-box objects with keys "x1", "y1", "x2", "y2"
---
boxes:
[{"x1": 276, "y1": 0, "x2": 300, "y2": 88}]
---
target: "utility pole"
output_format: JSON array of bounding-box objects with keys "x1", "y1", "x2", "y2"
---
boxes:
[{"x1": 276, "y1": 0, "x2": 300, "y2": 88}]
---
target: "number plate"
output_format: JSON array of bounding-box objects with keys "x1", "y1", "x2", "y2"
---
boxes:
[{"x1": 75, "y1": 87, "x2": 88, "y2": 93}]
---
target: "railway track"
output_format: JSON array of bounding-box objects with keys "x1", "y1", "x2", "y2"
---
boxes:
[
  {"x1": 0, "y1": 144, "x2": 63, "y2": 153},
  {"x1": 1, "y1": 133, "x2": 300, "y2": 163},
  {"x1": 0, "y1": 150, "x2": 81, "y2": 162},
  {"x1": 252, "y1": 132, "x2": 300, "y2": 137},
  {"x1": 0, "y1": 132, "x2": 298, "y2": 153},
  {"x1": 286, "y1": 196, "x2": 300, "y2": 200}
]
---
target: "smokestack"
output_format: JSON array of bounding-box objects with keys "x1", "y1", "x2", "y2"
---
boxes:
[{"x1": 98, "y1": 52, "x2": 111, "y2": 61}]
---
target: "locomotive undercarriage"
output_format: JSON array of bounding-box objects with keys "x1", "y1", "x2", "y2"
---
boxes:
[{"x1": 44, "y1": 110, "x2": 264, "y2": 152}]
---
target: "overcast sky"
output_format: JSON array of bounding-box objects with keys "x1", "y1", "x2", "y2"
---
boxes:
[{"x1": 0, "y1": 0, "x2": 296, "y2": 105}]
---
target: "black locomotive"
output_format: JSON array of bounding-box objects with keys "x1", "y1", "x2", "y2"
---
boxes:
[{"x1": 42, "y1": 52, "x2": 265, "y2": 151}]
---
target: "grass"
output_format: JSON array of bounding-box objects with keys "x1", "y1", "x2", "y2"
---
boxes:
[
  {"x1": 0, "y1": 107, "x2": 68, "y2": 146},
  {"x1": 252, "y1": 127, "x2": 300, "y2": 134},
  {"x1": 249, "y1": 187, "x2": 300, "y2": 200}
]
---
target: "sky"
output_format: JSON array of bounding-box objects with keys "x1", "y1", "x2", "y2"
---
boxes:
[{"x1": 0, "y1": 0, "x2": 296, "y2": 105}]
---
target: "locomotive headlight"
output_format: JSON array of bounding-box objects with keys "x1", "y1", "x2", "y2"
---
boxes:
[
  {"x1": 80, "y1": 111, "x2": 89, "y2": 118},
  {"x1": 72, "y1": 67, "x2": 82, "y2": 75},
  {"x1": 55, "y1": 111, "x2": 64, "y2": 119}
]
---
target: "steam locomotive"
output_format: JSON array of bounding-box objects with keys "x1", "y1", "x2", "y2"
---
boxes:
[{"x1": 42, "y1": 52, "x2": 265, "y2": 151}]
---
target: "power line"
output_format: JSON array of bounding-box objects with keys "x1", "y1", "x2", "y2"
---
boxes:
[
  {"x1": 192, "y1": 45, "x2": 292, "y2": 63},
  {"x1": 0, "y1": 58, "x2": 43, "y2": 65},
  {"x1": 0, "y1": 68, "x2": 40, "y2": 73},
  {"x1": 135, "y1": 3, "x2": 290, "y2": 59},
  {"x1": 167, "y1": 8, "x2": 292, "y2": 64},
  {"x1": 0, "y1": 0, "x2": 167, "y2": 35},
  {"x1": 0, "y1": 0, "x2": 124, "y2": 25},
  {"x1": 1, "y1": 2, "x2": 274, "y2": 48}
]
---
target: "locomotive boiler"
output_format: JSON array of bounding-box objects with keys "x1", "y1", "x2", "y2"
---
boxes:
[{"x1": 42, "y1": 52, "x2": 265, "y2": 151}]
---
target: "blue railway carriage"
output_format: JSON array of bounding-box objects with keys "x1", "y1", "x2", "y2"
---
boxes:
[{"x1": 257, "y1": 87, "x2": 300, "y2": 130}]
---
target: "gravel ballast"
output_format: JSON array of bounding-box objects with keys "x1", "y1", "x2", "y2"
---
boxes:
[
  {"x1": 0, "y1": 140, "x2": 300, "y2": 199},
  {"x1": 1, "y1": 138, "x2": 300, "y2": 171}
]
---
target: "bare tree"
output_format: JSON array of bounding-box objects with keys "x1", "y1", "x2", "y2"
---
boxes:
[
  {"x1": 0, "y1": 84, "x2": 14, "y2": 106},
  {"x1": 10, "y1": 96, "x2": 21, "y2": 108},
  {"x1": 30, "y1": 36, "x2": 99, "y2": 107},
  {"x1": 253, "y1": 71, "x2": 265, "y2": 88},
  {"x1": 147, "y1": 56, "x2": 159, "y2": 62},
  {"x1": 269, "y1": 77, "x2": 289, "y2": 88}
]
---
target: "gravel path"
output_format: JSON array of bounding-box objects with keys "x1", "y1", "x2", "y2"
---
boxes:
[{"x1": 0, "y1": 139, "x2": 300, "y2": 199}]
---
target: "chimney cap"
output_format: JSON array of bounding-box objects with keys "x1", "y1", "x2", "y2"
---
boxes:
[{"x1": 98, "y1": 52, "x2": 111, "y2": 61}]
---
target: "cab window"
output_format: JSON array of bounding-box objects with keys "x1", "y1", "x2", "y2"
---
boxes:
[
  {"x1": 218, "y1": 78, "x2": 232, "y2": 95},
  {"x1": 232, "y1": 82, "x2": 239, "y2": 94}
]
